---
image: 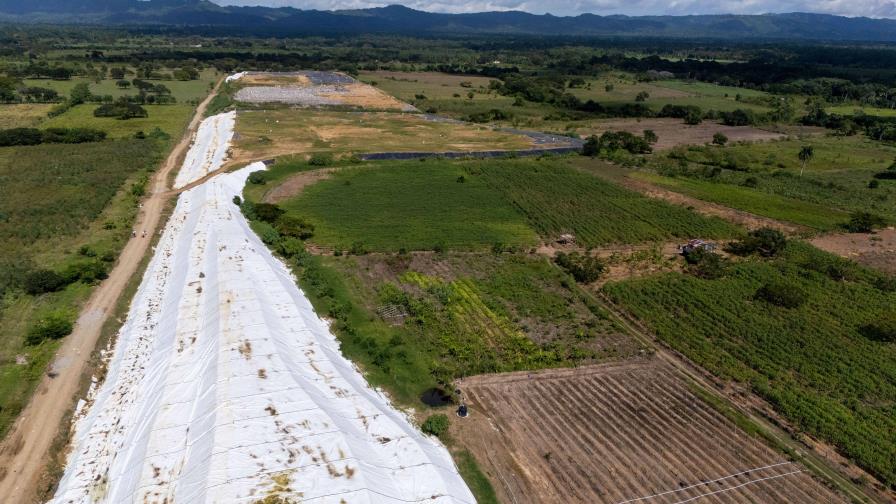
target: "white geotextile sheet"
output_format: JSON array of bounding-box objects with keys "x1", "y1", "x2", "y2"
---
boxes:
[
  {"x1": 173, "y1": 111, "x2": 237, "y2": 189},
  {"x1": 50, "y1": 163, "x2": 476, "y2": 504},
  {"x1": 226, "y1": 72, "x2": 248, "y2": 83}
]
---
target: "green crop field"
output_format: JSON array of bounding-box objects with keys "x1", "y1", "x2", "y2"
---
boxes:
[
  {"x1": 472, "y1": 158, "x2": 739, "y2": 246},
  {"x1": 604, "y1": 242, "x2": 896, "y2": 487},
  {"x1": 282, "y1": 161, "x2": 539, "y2": 252},
  {"x1": 633, "y1": 172, "x2": 850, "y2": 230}
]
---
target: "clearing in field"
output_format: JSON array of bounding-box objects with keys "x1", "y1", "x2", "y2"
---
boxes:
[
  {"x1": 232, "y1": 70, "x2": 414, "y2": 111},
  {"x1": 0, "y1": 103, "x2": 54, "y2": 129},
  {"x1": 454, "y1": 358, "x2": 846, "y2": 504},
  {"x1": 230, "y1": 109, "x2": 540, "y2": 164},
  {"x1": 576, "y1": 118, "x2": 785, "y2": 150},
  {"x1": 810, "y1": 227, "x2": 896, "y2": 274}
]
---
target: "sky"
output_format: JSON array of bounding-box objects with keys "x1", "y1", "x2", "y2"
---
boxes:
[{"x1": 213, "y1": 0, "x2": 896, "y2": 18}]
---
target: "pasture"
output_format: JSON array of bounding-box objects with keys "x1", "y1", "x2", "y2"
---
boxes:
[{"x1": 42, "y1": 104, "x2": 195, "y2": 139}]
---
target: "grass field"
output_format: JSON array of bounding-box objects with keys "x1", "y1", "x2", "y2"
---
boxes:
[
  {"x1": 232, "y1": 109, "x2": 537, "y2": 164},
  {"x1": 827, "y1": 105, "x2": 896, "y2": 117},
  {"x1": 633, "y1": 171, "x2": 850, "y2": 230},
  {"x1": 569, "y1": 77, "x2": 772, "y2": 113},
  {"x1": 0, "y1": 103, "x2": 54, "y2": 129},
  {"x1": 0, "y1": 138, "x2": 165, "y2": 439},
  {"x1": 604, "y1": 242, "x2": 896, "y2": 487},
  {"x1": 42, "y1": 104, "x2": 195, "y2": 139},
  {"x1": 282, "y1": 161, "x2": 539, "y2": 251},
  {"x1": 23, "y1": 68, "x2": 218, "y2": 103}
]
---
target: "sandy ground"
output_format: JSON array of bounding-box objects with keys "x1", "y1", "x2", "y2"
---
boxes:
[
  {"x1": 453, "y1": 358, "x2": 848, "y2": 504},
  {"x1": 236, "y1": 82, "x2": 415, "y2": 111},
  {"x1": 578, "y1": 118, "x2": 786, "y2": 150},
  {"x1": 810, "y1": 227, "x2": 896, "y2": 273},
  {"x1": 0, "y1": 80, "x2": 223, "y2": 504}
]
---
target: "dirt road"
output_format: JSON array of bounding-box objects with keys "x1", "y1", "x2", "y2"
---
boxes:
[{"x1": 0, "y1": 81, "x2": 222, "y2": 504}]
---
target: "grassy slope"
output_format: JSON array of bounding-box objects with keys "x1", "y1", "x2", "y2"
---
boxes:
[{"x1": 604, "y1": 242, "x2": 896, "y2": 486}]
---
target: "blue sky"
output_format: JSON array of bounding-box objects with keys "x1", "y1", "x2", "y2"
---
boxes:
[{"x1": 213, "y1": 0, "x2": 896, "y2": 18}]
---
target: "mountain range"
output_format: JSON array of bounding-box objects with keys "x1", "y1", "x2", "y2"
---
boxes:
[{"x1": 3, "y1": 0, "x2": 896, "y2": 41}]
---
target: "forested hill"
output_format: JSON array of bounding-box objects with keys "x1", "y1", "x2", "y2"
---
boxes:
[{"x1": 3, "y1": 0, "x2": 896, "y2": 41}]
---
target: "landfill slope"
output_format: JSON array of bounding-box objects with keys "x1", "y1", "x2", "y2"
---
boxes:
[
  {"x1": 173, "y1": 111, "x2": 236, "y2": 189},
  {"x1": 50, "y1": 163, "x2": 475, "y2": 503}
]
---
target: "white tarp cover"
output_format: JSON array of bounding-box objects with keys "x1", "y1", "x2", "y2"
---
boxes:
[
  {"x1": 50, "y1": 163, "x2": 476, "y2": 504},
  {"x1": 173, "y1": 111, "x2": 237, "y2": 189}
]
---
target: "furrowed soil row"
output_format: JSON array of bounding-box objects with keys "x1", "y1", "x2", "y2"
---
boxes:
[{"x1": 458, "y1": 360, "x2": 848, "y2": 504}]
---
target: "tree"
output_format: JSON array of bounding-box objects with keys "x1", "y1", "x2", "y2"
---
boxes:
[
  {"x1": 726, "y1": 227, "x2": 786, "y2": 257},
  {"x1": 116, "y1": 79, "x2": 131, "y2": 89},
  {"x1": 755, "y1": 281, "x2": 806, "y2": 309},
  {"x1": 798, "y1": 146, "x2": 814, "y2": 177},
  {"x1": 712, "y1": 132, "x2": 728, "y2": 146},
  {"x1": 69, "y1": 82, "x2": 92, "y2": 105},
  {"x1": 844, "y1": 212, "x2": 887, "y2": 233},
  {"x1": 643, "y1": 129, "x2": 658, "y2": 144},
  {"x1": 109, "y1": 67, "x2": 126, "y2": 80},
  {"x1": 23, "y1": 269, "x2": 66, "y2": 295},
  {"x1": 25, "y1": 312, "x2": 73, "y2": 345},
  {"x1": 554, "y1": 252, "x2": 605, "y2": 283},
  {"x1": 683, "y1": 248, "x2": 727, "y2": 279},
  {"x1": 635, "y1": 91, "x2": 650, "y2": 102}
]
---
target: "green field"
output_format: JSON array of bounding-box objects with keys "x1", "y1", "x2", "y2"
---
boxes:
[
  {"x1": 604, "y1": 242, "x2": 896, "y2": 487},
  {"x1": 827, "y1": 105, "x2": 896, "y2": 117},
  {"x1": 23, "y1": 68, "x2": 218, "y2": 103},
  {"x1": 0, "y1": 103, "x2": 54, "y2": 129},
  {"x1": 569, "y1": 77, "x2": 772, "y2": 113},
  {"x1": 0, "y1": 139, "x2": 165, "y2": 438},
  {"x1": 472, "y1": 158, "x2": 739, "y2": 246},
  {"x1": 633, "y1": 172, "x2": 850, "y2": 230},
  {"x1": 280, "y1": 158, "x2": 737, "y2": 251},
  {"x1": 42, "y1": 104, "x2": 195, "y2": 139},
  {"x1": 283, "y1": 161, "x2": 538, "y2": 252}
]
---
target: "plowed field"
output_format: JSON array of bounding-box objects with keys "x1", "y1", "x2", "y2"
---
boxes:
[{"x1": 454, "y1": 358, "x2": 846, "y2": 504}]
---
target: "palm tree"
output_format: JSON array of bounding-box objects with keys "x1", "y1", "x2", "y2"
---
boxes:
[{"x1": 798, "y1": 146, "x2": 814, "y2": 177}]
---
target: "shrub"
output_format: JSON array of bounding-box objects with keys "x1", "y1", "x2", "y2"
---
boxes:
[
  {"x1": 844, "y1": 212, "x2": 887, "y2": 233},
  {"x1": 308, "y1": 153, "x2": 333, "y2": 166},
  {"x1": 25, "y1": 312, "x2": 74, "y2": 345},
  {"x1": 275, "y1": 215, "x2": 315, "y2": 240},
  {"x1": 23, "y1": 269, "x2": 66, "y2": 295},
  {"x1": 252, "y1": 221, "x2": 280, "y2": 245},
  {"x1": 554, "y1": 252, "x2": 605, "y2": 283},
  {"x1": 247, "y1": 170, "x2": 267, "y2": 185},
  {"x1": 232, "y1": 195, "x2": 242, "y2": 206},
  {"x1": 253, "y1": 203, "x2": 285, "y2": 224},
  {"x1": 348, "y1": 241, "x2": 368, "y2": 255},
  {"x1": 726, "y1": 228, "x2": 786, "y2": 257},
  {"x1": 61, "y1": 259, "x2": 108, "y2": 284},
  {"x1": 712, "y1": 132, "x2": 728, "y2": 146},
  {"x1": 93, "y1": 101, "x2": 148, "y2": 120},
  {"x1": 755, "y1": 281, "x2": 806, "y2": 308},
  {"x1": 859, "y1": 314, "x2": 896, "y2": 343},
  {"x1": 421, "y1": 414, "x2": 450, "y2": 438},
  {"x1": 869, "y1": 179, "x2": 880, "y2": 189},
  {"x1": 683, "y1": 248, "x2": 727, "y2": 279}
]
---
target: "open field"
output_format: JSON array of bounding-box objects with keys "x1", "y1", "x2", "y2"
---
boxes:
[
  {"x1": 455, "y1": 358, "x2": 846, "y2": 503},
  {"x1": 0, "y1": 103, "x2": 54, "y2": 129},
  {"x1": 575, "y1": 117, "x2": 785, "y2": 150},
  {"x1": 23, "y1": 68, "x2": 218, "y2": 103},
  {"x1": 633, "y1": 171, "x2": 849, "y2": 230},
  {"x1": 570, "y1": 77, "x2": 772, "y2": 113},
  {"x1": 231, "y1": 109, "x2": 539, "y2": 163},
  {"x1": 827, "y1": 105, "x2": 896, "y2": 117},
  {"x1": 604, "y1": 242, "x2": 896, "y2": 487},
  {"x1": 41, "y1": 103, "x2": 196, "y2": 138},
  {"x1": 811, "y1": 228, "x2": 896, "y2": 274}
]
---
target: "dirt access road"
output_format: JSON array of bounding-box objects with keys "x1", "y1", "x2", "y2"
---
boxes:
[{"x1": 0, "y1": 81, "x2": 222, "y2": 504}]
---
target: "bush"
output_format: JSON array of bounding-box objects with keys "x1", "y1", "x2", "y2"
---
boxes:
[
  {"x1": 308, "y1": 153, "x2": 333, "y2": 166},
  {"x1": 554, "y1": 252, "x2": 605, "y2": 283},
  {"x1": 61, "y1": 259, "x2": 108, "y2": 284},
  {"x1": 232, "y1": 195, "x2": 242, "y2": 206},
  {"x1": 275, "y1": 215, "x2": 315, "y2": 240},
  {"x1": 247, "y1": 170, "x2": 267, "y2": 185},
  {"x1": 421, "y1": 414, "x2": 450, "y2": 438},
  {"x1": 726, "y1": 227, "x2": 786, "y2": 257},
  {"x1": 25, "y1": 312, "x2": 74, "y2": 345},
  {"x1": 858, "y1": 314, "x2": 896, "y2": 342},
  {"x1": 253, "y1": 203, "x2": 285, "y2": 224},
  {"x1": 683, "y1": 248, "x2": 727, "y2": 279},
  {"x1": 252, "y1": 221, "x2": 280, "y2": 245},
  {"x1": 755, "y1": 281, "x2": 806, "y2": 308},
  {"x1": 712, "y1": 132, "x2": 728, "y2": 146},
  {"x1": 23, "y1": 269, "x2": 66, "y2": 295},
  {"x1": 844, "y1": 211, "x2": 887, "y2": 233},
  {"x1": 93, "y1": 101, "x2": 148, "y2": 120}
]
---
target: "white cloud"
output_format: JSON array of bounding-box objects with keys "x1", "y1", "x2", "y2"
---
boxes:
[{"x1": 212, "y1": 0, "x2": 896, "y2": 18}]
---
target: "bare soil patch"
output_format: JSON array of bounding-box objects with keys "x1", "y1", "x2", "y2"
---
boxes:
[
  {"x1": 810, "y1": 227, "x2": 896, "y2": 274},
  {"x1": 263, "y1": 168, "x2": 335, "y2": 203},
  {"x1": 453, "y1": 357, "x2": 848, "y2": 504},
  {"x1": 241, "y1": 73, "x2": 311, "y2": 86},
  {"x1": 578, "y1": 118, "x2": 785, "y2": 150}
]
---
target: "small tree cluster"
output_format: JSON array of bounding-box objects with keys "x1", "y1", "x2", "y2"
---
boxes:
[
  {"x1": 554, "y1": 252, "x2": 605, "y2": 283},
  {"x1": 421, "y1": 414, "x2": 450, "y2": 438},
  {"x1": 726, "y1": 227, "x2": 786, "y2": 257},
  {"x1": 683, "y1": 248, "x2": 728, "y2": 279},
  {"x1": 844, "y1": 211, "x2": 887, "y2": 233},
  {"x1": 26, "y1": 312, "x2": 74, "y2": 345},
  {"x1": 859, "y1": 313, "x2": 896, "y2": 343},
  {"x1": 583, "y1": 131, "x2": 652, "y2": 157},
  {"x1": 755, "y1": 281, "x2": 806, "y2": 308}
]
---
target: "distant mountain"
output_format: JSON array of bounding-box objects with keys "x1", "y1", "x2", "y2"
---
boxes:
[{"x1": 2, "y1": 1, "x2": 896, "y2": 41}]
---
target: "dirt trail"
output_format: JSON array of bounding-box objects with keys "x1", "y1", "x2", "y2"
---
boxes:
[{"x1": 0, "y1": 80, "x2": 222, "y2": 504}]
